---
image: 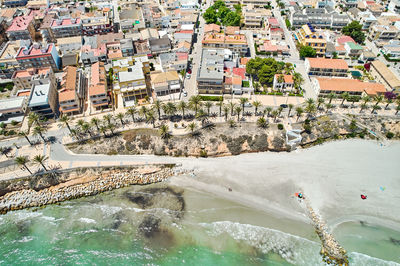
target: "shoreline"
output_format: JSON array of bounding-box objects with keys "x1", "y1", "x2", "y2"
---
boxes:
[{"x1": 0, "y1": 165, "x2": 184, "y2": 215}]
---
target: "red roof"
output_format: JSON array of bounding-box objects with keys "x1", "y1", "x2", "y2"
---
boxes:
[
  {"x1": 233, "y1": 67, "x2": 246, "y2": 79},
  {"x1": 337, "y1": 36, "x2": 355, "y2": 45}
]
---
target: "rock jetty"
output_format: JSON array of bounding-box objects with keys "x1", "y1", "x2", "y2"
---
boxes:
[
  {"x1": 0, "y1": 166, "x2": 184, "y2": 215},
  {"x1": 301, "y1": 195, "x2": 349, "y2": 265}
]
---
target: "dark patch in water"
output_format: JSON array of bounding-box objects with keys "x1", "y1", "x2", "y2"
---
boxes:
[
  {"x1": 111, "y1": 211, "x2": 126, "y2": 230},
  {"x1": 138, "y1": 215, "x2": 161, "y2": 238},
  {"x1": 390, "y1": 237, "x2": 400, "y2": 246},
  {"x1": 359, "y1": 221, "x2": 367, "y2": 226}
]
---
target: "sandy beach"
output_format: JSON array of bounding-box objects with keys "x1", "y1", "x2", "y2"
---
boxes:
[{"x1": 170, "y1": 139, "x2": 400, "y2": 232}]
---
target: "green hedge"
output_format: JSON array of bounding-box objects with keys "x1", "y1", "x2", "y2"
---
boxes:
[
  {"x1": 384, "y1": 54, "x2": 400, "y2": 62},
  {"x1": 242, "y1": 80, "x2": 250, "y2": 87},
  {"x1": 199, "y1": 95, "x2": 223, "y2": 101}
]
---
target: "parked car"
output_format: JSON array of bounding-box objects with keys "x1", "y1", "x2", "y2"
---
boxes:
[
  {"x1": 280, "y1": 104, "x2": 288, "y2": 108},
  {"x1": 183, "y1": 91, "x2": 188, "y2": 97},
  {"x1": 244, "y1": 102, "x2": 252, "y2": 107}
]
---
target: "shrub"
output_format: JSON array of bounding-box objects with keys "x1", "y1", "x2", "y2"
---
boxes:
[
  {"x1": 8, "y1": 129, "x2": 16, "y2": 135},
  {"x1": 277, "y1": 123, "x2": 284, "y2": 130},
  {"x1": 11, "y1": 120, "x2": 18, "y2": 126},
  {"x1": 386, "y1": 131, "x2": 394, "y2": 139},
  {"x1": 199, "y1": 149, "x2": 208, "y2": 157},
  {"x1": 199, "y1": 95, "x2": 223, "y2": 101},
  {"x1": 242, "y1": 80, "x2": 250, "y2": 87},
  {"x1": 304, "y1": 124, "x2": 311, "y2": 134}
]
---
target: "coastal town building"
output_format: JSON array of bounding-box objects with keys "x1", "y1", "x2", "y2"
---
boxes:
[
  {"x1": 89, "y1": 62, "x2": 109, "y2": 111},
  {"x1": 312, "y1": 77, "x2": 387, "y2": 97},
  {"x1": 0, "y1": 97, "x2": 28, "y2": 124},
  {"x1": 197, "y1": 49, "x2": 225, "y2": 94},
  {"x1": 150, "y1": 70, "x2": 181, "y2": 97},
  {"x1": 6, "y1": 13, "x2": 35, "y2": 41},
  {"x1": 0, "y1": 40, "x2": 26, "y2": 79},
  {"x1": 305, "y1": 58, "x2": 348, "y2": 77},
  {"x1": 273, "y1": 74, "x2": 295, "y2": 92},
  {"x1": 16, "y1": 43, "x2": 61, "y2": 71},
  {"x1": 59, "y1": 66, "x2": 86, "y2": 115},
  {"x1": 50, "y1": 18, "x2": 83, "y2": 39},
  {"x1": 12, "y1": 67, "x2": 56, "y2": 91},
  {"x1": 27, "y1": 82, "x2": 59, "y2": 118},
  {"x1": 202, "y1": 33, "x2": 248, "y2": 55},
  {"x1": 370, "y1": 60, "x2": 400, "y2": 93},
  {"x1": 290, "y1": 8, "x2": 350, "y2": 30},
  {"x1": 112, "y1": 56, "x2": 150, "y2": 108},
  {"x1": 295, "y1": 24, "x2": 327, "y2": 57}
]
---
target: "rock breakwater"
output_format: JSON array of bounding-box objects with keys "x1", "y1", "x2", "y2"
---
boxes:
[{"x1": 0, "y1": 165, "x2": 185, "y2": 215}]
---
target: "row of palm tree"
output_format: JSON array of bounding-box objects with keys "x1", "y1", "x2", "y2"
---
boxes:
[{"x1": 14, "y1": 154, "x2": 48, "y2": 175}]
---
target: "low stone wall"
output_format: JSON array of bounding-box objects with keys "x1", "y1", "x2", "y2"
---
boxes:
[{"x1": 0, "y1": 166, "x2": 182, "y2": 215}]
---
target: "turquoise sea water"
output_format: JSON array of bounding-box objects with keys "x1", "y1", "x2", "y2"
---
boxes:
[{"x1": 0, "y1": 184, "x2": 399, "y2": 265}]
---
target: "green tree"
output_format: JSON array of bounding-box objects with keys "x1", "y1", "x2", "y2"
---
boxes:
[
  {"x1": 341, "y1": 92, "x2": 349, "y2": 106},
  {"x1": 153, "y1": 100, "x2": 163, "y2": 120},
  {"x1": 235, "y1": 106, "x2": 242, "y2": 122},
  {"x1": 146, "y1": 110, "x2": 156, "y2": 128},
  {"x1": 204, "y1": 102, "x2": 213, "y2": 116},
  {"x1": 295, "y1": 107, "x2": 304, "y2": 121},
  {"x1": 264, "y1": 106, "x2": 272, "y2": 117},
  {"x1": 177, "y1": 101, "x2": 187, "y2": 118},
  {"x1": 288, "y1": 104, "x2": 294, "y2": 117},
  {"x1": 342, "y1": 21, "x2": 365, "y2": 44},
  {"x1": 203, "y1": 7, "x2": 218, "y2": 24},
  {"x1": 373, "y1": 95, "x2": 384, "y2": 107},
  {"x1": 33, "y1": 154, "x2": 48, "y2": 171},
  {"x1": 19, "y1": 130, "x2": 32, "y2": 146},
  {"x1": 253, "y1": 101, "x2": 261, "y2": 115},
  {"x1": 33, "y1": 126, "x2": 47, "y2": 143},
  {"x1": 239, "y1": 97, "x2": 248, "y2": 111},
  {"x1": 360, "y1": 103, "x2": 368, "y2": 113},
  {"x1": 187, "y1": 122, "x2": 197, "y2": 134},
  {"x1": 299, "y1": 46, "x2": 316, "y2": 58},
  {"x1": 91, "y1": 117, "x2": 101, "y2": 131},
  {"x1": 189, "y1": 95, "x2": 202, "y2": 116},
  {"x1": 116, "y1": 113, "x2": 125, "y2": 125},
  {"x1": 317, "y1": 97, "x2": 325, "y2": 109},
  {"x1": 159, "y1": 124, "x2": 170, "y2": 139},
  {"x1": 0, "y1": 146, "x2": 12, "y2": 158},
  {"x1": 216, "y1": 100, "x2": 224, "y2": 117},
  {"x1": 271, "y1": 110, "x2": 279, "y2": 122},
  {"x1": 223, "y1": 105, "x2": 229, "y2": 121},
  {"x1": 328, "y1": 92, "x2": 337, "y2": 104},
  {"x1": 81, "y1": 122, "x2": 93, "y2": 138},
  {"x1": 257, "y1": 117, "x2": 268, "y2": 128},
  {"x1": 15, "y1": 156, "x2": 32, "y2": 174},
  {"x1": 126, "y1": 107, "x2": 137, "y2": 122},
  {"x1": 362, "y1": 95, "x2": 371, "y2": 104},
  {"x1": 222, "y1": 11, "x2": 241, "y2": 26},
  {"x1": 103, "y1": 114, "x2": 113, "y2": 126},
  {"x1": 164, "y1": 102, "x2": 177, "y2": 120},
  {"x1": 59, "y1": 114, "x2": 72, "y2": 134}
]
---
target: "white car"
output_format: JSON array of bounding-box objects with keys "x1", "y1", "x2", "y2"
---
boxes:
[
  {"x1": 183, "y1": 91, "x2": 188, "y2": 97},
  {"x1": 186, "y1": 73, "x2": 191, "y2": 79}
]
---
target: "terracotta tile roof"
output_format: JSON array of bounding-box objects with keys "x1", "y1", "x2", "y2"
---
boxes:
[
  {"x1": 316, "y1": 78, "x2": 386, "y2": 95},
  {"x1": 59, "y1": 89, "x2": 76, "y2": 102},
  {"x1": 224, "y1": 77, "x2": 232, "y2": 85},
  {"x1": 63, "y1": 66, "x2": 77, "y2": 91},
  {"x1": 232, "y1": 76, "x2": 242, "y2": 85},
  {"x1": 307, "y1": 58, "x2": 348, "y2": 70},
  {"x1": 233, "y1": 67, "x2": 246, "y2": 79},
  {"x1": 204, "y1": 23, "x2": 220, "y2": 33},
  {"x1": 240, "y1": 57, "x2": 250, "y2": 66},
  {"x1": 89, "y1": 62, "x2": 107, "y2": 96},
  {"x1": 275, "y1": 74, "x2": 294, "y2": 84},
  {"x1": 225, "y1": 26, "x2": 239, "y2": 35},
  {"x1": 337, "y1": 36, "x2": 355, "y2": 45}
]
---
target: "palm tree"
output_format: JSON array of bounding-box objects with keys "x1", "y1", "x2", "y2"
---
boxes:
[
  {"x1": 223, "y1": 106, "x2": 229, "y2": 121},
  {"x1": 253, "y1": 101, "x2": 261, "y2": 115},
  {"x1": 341, "y1": 92, "x2": 349, "y2": 107},
  {"x1": 305, "y1": 103, "x2": 316, "y2": 118},
  {"x1": 371, "y1": 104, "x2": 380, "y2": 114},
  {"x1": 100, "y1": 126, "x2": 108, "y2": 138},
  {"x1": 33, "y1": 154, "x2": 48, "y2": 171},
  {"x1": 15, "y1": 156, "x2": 32, "y2": 174},
  {"x1": 293, "y1": 72, "x2": 304, "y2": 93},
  {"x1": 325, "y1": 103, "x2": 333, "y2": 113},
  {"x1": 271, "y1": 109, "x2": 279, "y2": 122},
  {"x1": 216, "y1": 100, "x2": 223, "y2": 117},
  {"x1": 81, "y1": 122, "x2": 93, "y2": 138},
  {"x1": 116, "y1": 113, "x2": 125, "y2": 126},
  {"x1": 91, "y1": 117, "x2": 100, "y2": 131},
  {"x1": 0, "y1": 146, "x2": 12, "y2": 158},
  {"x1": 19, "y1": 130, "x2": 32, "y2": 145},
  {"x1": 126, "y1": 107, "x2": 137, "y2": 123},
  {"x1": 384, "y1": 98, "x2": 393, "y2": 110},
  {"x1": 204, "y1": 101, "x2": 213, "y2": 116},
  {"x1": 189, "y1": 95, "x2": 202, "y2": 116},
  {"x1": 229, "y1": 102, "x2": 236, "y2": 116},
  {"x1": 159, "y1": 124, "x2": 170, "y2": 139},
  {"x1": 277, "y1": 106, "x2": 284, "y2": 116},
  {"x1": 177, "y1": 101, "x2": 187, "y2": 119},
  {"x1": 153, "y1": 100, "x2": 163, "y2": 120},
  {"x1": 77, "y1": 119, "x2": 86, "y2": 130},
  {"x1": 253, "y1": 82, "x2": 260, "y2": 92},
  {"x1": 140, "y1": 106, "x2": 148, "y2": 120},
  {"x1": 295, "y1": 107, "x2": 304, "y2": 121},
  {"x1": 228, "y1": 119, "x2": 236, "y2": 128},
  {"x1": 33, "y1": 126, "x2": 47, "y2": 143},
  {"x1": 108, "y1": 123, "x2": 116, "y2": 135},
  {"x1": 373, "y1": 95, "x2": 384, "y2": 107},
  {"x1": 288, "y1": 104, "x2": 294, "y2": 117},
  {"x1": 327, "y1": 92, "x2": 336, "y2": 104},
  {"x1": 362, "y1": 95, "x2": 371, "y2": 105},
  {"x1": 187, "y1": 122, "x2": 197, "y2": 134},
  {"x1": 360, "y1": 103, "x2": 368, "y2": 113},
  {"x1": 306, "y1": 98, "x2": 315, "y2": 106},
  {"x1": 164, "y1": 102, "x2": 177, "y2": 120},
  {"x1": 69, "y1": 128, "x2": 80, "y2": 140},
  {"x1": 103, "y1": 114, "x2": 113, "y2": 126},
  {"x1": 317, "y1": 97, "x2": 325, "y2": 109},
  {"x1": 239, "y1": 97, "x2": 248, "y2": 112},
  {"x1": 257, "y1": 117, "x2": 268, "y2": 128},
  {"x1": 27, "y1": 112, "x2": 40, "y2": 131},
  {"x1": 59, "y1": 114, "x2": 72, "y2": 134},
  {"x1": 265, "y1": 107, "x2": 272, "y2": 117},
  {"x1": 395, "y1": 103, "x2": 400, "y2": 115},
  {"x1": 146, "y1": 110, "x2": 156, "y2": 128},
  {"x1": 235, "y1": 106, "x2": 242, "y2": 122}
]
